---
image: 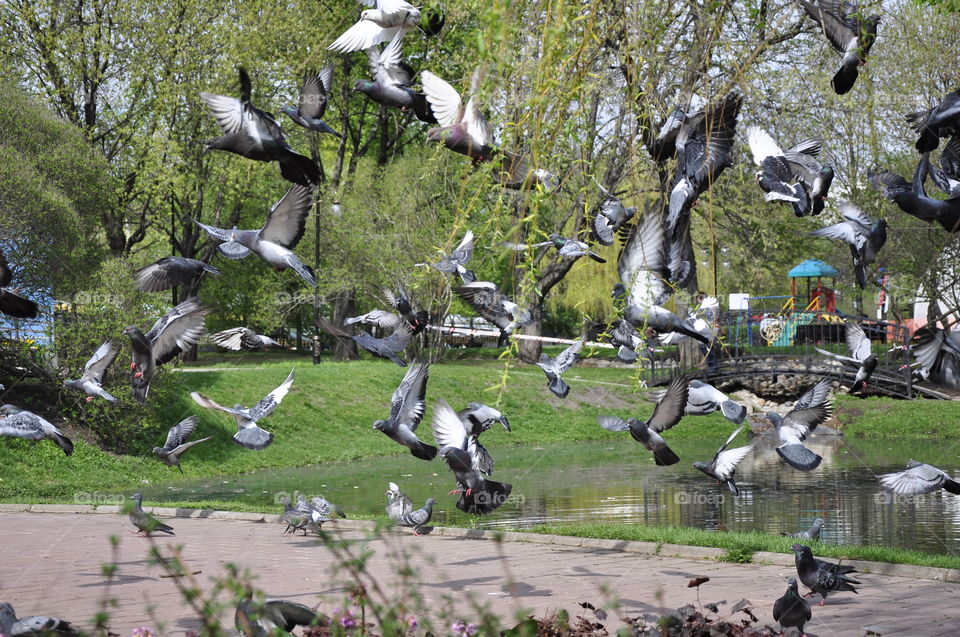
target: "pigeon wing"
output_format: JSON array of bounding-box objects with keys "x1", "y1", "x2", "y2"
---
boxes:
[
  {"x1": 799, "y1": 0, "x2": 854, "y2": 54},
  {"x1": 421, "y1": 70, "x2": 463, "y2": 128},
  {"x1": 164, "y1": 415, "x2": 199, "y2": 450},
  {"x1": 260, "y1": 185, "x2": 313, "y2": 248},
  {"x1": 297, "y1": 71, "x2": 328, "y2": 120},
  {"x1": 647, "y1": 376, "x2": 688, "y2": 432},
  {"x1": 211, "y1": 327, "x2": 253, "y2": 350},
  {"x1": 553, "y1": 339, "x2": 584, "y2": 374},
  {"x1": 780, "y1": 404, "x2": 831, "y2": 441},
  {"x1": 431, "y1": 398, "x2": 469, "y2": 451},
  {"x1": 794, "y1": 379, "x2": 832, "y2": 410},
  {"x1": 0, "y1": 412, "x2": 43, "y2": 440},
  {"x1": 388, "y1": 361, "x2": 429, "y2": 430},
  {"x1": 191, "y1": 392, "x2": 246, "y2": 418},
  {"x1": 746, "y1": 126, "x2": 783, "y2": 165},
  {"x1": 248, "y1": 369, "x2": 296, "y2": 421},
  {"x1": 199, "y1": 92, "x2": 247, "y2": 134},
  {"x1": 83, "y1": 340, "x2": 119, "y2": 383},
  {"x1": 146, "y1": 297, "x2": 213, "y2": 365},
  {"x1": 879, "y1": 463, "x2": 949, "y2": 496},
  {"x1": 845, "y1": 322, "x2": 871, "y2": 361},
  {"x1": 617, "y1": 212, "x2": 671, "y2": 307}
]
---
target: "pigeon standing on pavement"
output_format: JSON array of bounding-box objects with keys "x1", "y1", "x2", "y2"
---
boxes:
[
  {"x1": 789, "y1": 518, "x2": 826, "y2": 541},
  {"x1": 152, "y1": 415, "x2": 212, "y2": 472},
  {"x1": 799, "y1": 0, "x2": 880, "y2": 95},
  {"x1": 386, "y1": 482, "x2": 413, "y2": 521},
  {"x1": 394, "y1": 497, "x2": 435, "y2": 535},
  {"x1": 647, "y1": 379, "x2": 746, "y2": 424},
  {"x1": 282, "y1": 67, "x2": 340, "y2": 136},
  {"x1": 124, "y1": 296, "x2": 214, "y2": 403},
  {"x1": 791, "y1": 543, "x2": 859, "y2": 604},
  {"x1": 279, "y1": 496, "x2": 309, "y2": 534},
  {"x1": 598, "y1": 376, "x2": 688, "y2": 466},
  {"x1": 0, "y1": 602, "x2": 78, "y2": 636},
  {"x1": 133, "y1": 257, "x2": 221, "y2": 293},
  {"x1": 0, "y1": 249, "x2": 38, "y2": 318},
  {"x1": 294, "y1": 495, "x2": 332, "y2": 532},
  {"x1": 772, "y1": 578, "x2": 812, "y2": 632},
  {"x1": 63, "y1": 340, "x2": 119, "y2": 403},
  {"x1": 196, "y1": 184, "x2": 316, "y2": 286},
  {"x1": 191, "y1": 369, "x2": 295, "y2": 450},
  {"x1": 809, "y1": 202, "x2": 886, "y2": 289},
  {"x1": 814, "y1": 322, "x2": 877, "y2": 393},
  {"x1": 692, "y1": 426, "x2": 753, "y2": 495},
  {"x1": 879, "y1": 460, "x2": 960, "y2": 496},
  {"x1": 0, "y1": 405, "x2": 73, "y2": 456},
  {"x1": 128, "y1": 492, "x2": 175, "y2": 536},
  {"x1": 210, "y1": 327, "x2": 281, "y2": 351},
  {"x1": 536, "y1": 339, "x2": 584, "y2": 399},
  {"x1": 373, "y1": 361, "x2": 437, "y2": 460}
]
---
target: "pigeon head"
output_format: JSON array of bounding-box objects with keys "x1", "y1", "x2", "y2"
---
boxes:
[
  {"x1": 765, "y1": 411, "x2": 783, "y2": 426},
  {"x1": 611, "y1": 282, "x2": 626, "y2": 299},
  {"x1": 359, "y1": 8, "x2": 376, "y2": 21},
  {"x1": 812, "y1": 517, "x2": 825, "y2": 528},
  {"x1": 372, "y1": 419, "x2": 388, "y2": 431},
  {"x1": 790, "y1": 543, "x2": 811, "y2": 557},
  {"x1": 131, "y1": 492, "x2": 142, "y2": 502},
  {"x1": 0, "y1": 404, "x2": 19, "y2": 415},
  {"x1": 906, "y1": 459, "x2": 923, "y2": 469},
  {"x1": 786, "y1": 577, "x2": 799, "y2": 591},
  {"x1": 151, "y1": 446, "x2": 165, "y2": 457},
  {"x1": 353, "y1": 80, "x2": 374, "y2": 94},
  {"x1": 691, "y1": 461, "x2": 709, "y2": 472},
  {"x1": 280, "y1": 105, "x2": 297, "y2": 117}
]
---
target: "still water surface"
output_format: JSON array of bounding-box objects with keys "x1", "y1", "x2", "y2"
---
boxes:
[{"x1": 139, "y1": 436, "x2": 960, "y2": 555}]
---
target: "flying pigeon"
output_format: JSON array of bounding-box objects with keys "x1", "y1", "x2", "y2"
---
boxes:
[
  {"x1": 0, "y1": 404, "x2": 73, "y2": 456},
  {"x1": 791, "y1": 543, "x2": 859, "y2": 604},
  {"x1": 906, "y1": 88, "x2": 960, "y2": 153},
  {"x1": 747, "y1": 127, "x2": 831, "y2": 216},
  {"x1": 879, "y1": 459, "x2": 960, "y2": 496},
  {"x1": 772, "y1": 578, "x2": 812, "y2": 632},
  {"x1": 591, "y1": 178, "x2": 638, "y2": 246},
  {"x1": 928, "y1": 135, "x2": 960, "y2": 198},
  {"x1": 196, "y1": 184, "x2": 316, "y2": 286},
  {"x1": 503, "y1": 233, "x2": 606, "y2": 263},
  {"x1": 133, "y1": 257, "x2": 221, "y2": 293},
  {"x1": 449, "y1": 402, "x2": 512, "y2": 477},
  {"x1": 871, "y1": 153, "x2": 960, "y2": 233},
  {"x1": 814, "y1": 322, "x2": 877, "y2": 393},
  {"x1": 418, "y1": 229, "x2": 476, "y2": 283},
  {"x1": 394, "y1": 497, "x2": 435, "y2": 535},
  {"x1": 432, "y1": 398, "x2": 512, "y2": 514},
  {"x1": 0, "y1": 248, "x2": 38, "y2": 318},
  {"x1": 354, "y1": 322, "x2": 414, "y2": 366},
  {"x1": 647, "y1": 379, "x2": 746, "y2": 424},
  {"x1": 422, "y1": 68, "x2": 495, "y2": 162},
  {"x1": 0, "y1": 603, "x2": 78, "y2": 637},
  {"x1": 279, "y1": 496, "x2": 310, "y2": 534},
  {"x1": 799, "y1": 0, "x2": 880, "y2": 95},
  {"x1": 124, "y1": 296, "x2": 214, "y2": 403},
  {"x1": 793, "y1": 378, "x2": 833, "y2": 411},
  {"x1": 327, "y1": 0, "x2": 421, "y2": 53},
  {"x1": 373, "y1": 361, "x2": 436, "y2": 460},
  {"x1": 282, "y1": 67, "x2": 340, "y2": 136},
  {"x1": 692, "y1": 426, "x2": 752, "y2": 495},
  {"x1": 909, "y1": 325, "x2": 960, "y2": 385},
  {"x1": 453, "y1": 281, "x2": 532, "y2": 347},
  {"x1": 597, "y1": 376, "x2": 688, "y2": 466},
  {"x1": 353, "y1": 26, "x2": 437, "y2": 124},
  {"x1": 385, "y1": 481, "x2": 413, "y2": 521},
  {"x1": 200, "y1": 68, "x2": 321, "y2": 186},
  {"x1": 152, "y1": 415, "x2": 212, "y2": 472},
  {"x1": 235, "y1": 596, "x2": 329, "y2": 637},
  {"x1": 128, "y1": 492, "x2": 174, "y2": 536},
  {"x1": 63, "y1": 340, "x2": 119, "y2": 403},
  {"x1": 644, "y1": 106, "x2": 687, "y2": 163},
  {"x1": 536, "y1": 339, "x2": 583, "y2": 399},
  {"x1": 491, "y1": 150, "x2": 560, "y2": 191},
  {"x1": 210, "y1": 327, "x2": 280, "y2": 351},
  {"x1": 767, "y1": 390, "x2": 832, "y2": 472},
  {"x1": 382, "y1": 288, "x2": 428, "y2": 333},
  {"x1": 788, "y1": 518, "x2": 825, "y2": 541},
  {"x1": 809, "y1": 202, "x2": 886, "y2": 289},
  {"x1": 191, "y1": 369, "x2": 295, "y2": 450},
  {"x1": 344, "y1": 309, "x2": 405, "y2": 331},
  {"x1": 606, "y1": 318, "x2": 646, "y2": 363}
]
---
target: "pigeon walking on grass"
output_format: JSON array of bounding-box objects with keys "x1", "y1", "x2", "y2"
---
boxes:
[
  {"x1": 879, "y1": 460, "x2": 960, "y2": 496},
  {"x1": 373, "y1": 361, "x2": 437, "y2": 460},
  {"x1": 0, "y1": 602, "x2": 78, "y2": 637},
  {"x1": 772, "y1": 578, "x2": 812, "y2": 632},
  {"x1": 152, "y1": 415, "x2": 212, "y2": 472},
  {"x1": 788, "y1": 518, "x2": 826, "y2": 541},
  {"x1": 0, "y1": 405, "x2": 73, "y2": 456},
  {"x1": 128, "y1": 492, "x2": 174, "y2": 536},
  {"x1": 814, "y1": 321, "x2": 877, "y2": 393},
  {"x1": 63, "y1": 340, "x2": 119, "y2": 403},
  {"x1": 692, "y1": 426, "x2": 752, "y2": 496},
  {"x1": 134, "y1": 257, "x2": 221, "y2": 293},
  {"x1": 191, "y1": 369, "x2": 295, "y2": 450},
  {"x1": 792, "y1": 543, "x2": 859, "y2": 605},
  {"x1": 598, "y1": 376, "x2": 688, "y2": 466},
  {"x1": 536, "y1": 339, "x2": 583, "y2": 399}
]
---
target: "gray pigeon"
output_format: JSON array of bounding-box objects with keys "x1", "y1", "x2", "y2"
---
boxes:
[
  {"x1": 0, "y1": 405, "x2": 73, "y2": 456},
  {"x1": 282, "y1": 67, "x2": 340, "y2": 137},
  {"x1": 536, "y1": 339, "x2": 583, "y2": 399},
  {"x1": 134, "y1": 257, "x2": 221, "y2": 292},
  {"x1": 152, "y1": 415, "x2": 212, "y2": 472},
  {"x1": 692, "y1": 426, "x2": 752, "y2": 496},
  {"x1": 789, "y1": 518, "x2": 825, "y2": 541},
  {"x1": 191, "y1": 369, "x2": 295, "y2": 450},
  {"x1": 373, "y1": 361, "x2": 437, "y2": 460},
  {"x1": 772, "y1": 578, "x2": 812, "y2": 632},
  {"x1": 799, "y1": 0, "x2": 880, "y2": 95},
  {"x1": 124, "y1": 296, "x2": 214, "y2": 403},
  {"x1": 809, "y1": 202, "x2": 886, "y2": 289},
  {"x1": 294, "y1": 494, "x2": 331, "y2": 532},
  {"x1": 327, "y1": 0, "x2": 420, "y2": 53},
  {"x1": 598, "y1": 376, "x2": 688, "y2": 466},
  {"x1": 503, "y1": 234, "x2": 606, "y2": 264},
  {"x1": 927, "y1": 135, "x2": 960, "y2": 198},
  {"x1": 879, "y1": 460, "x2": 960, "y2": 496},
  {"x1": 458, "y1": 402, "x2": 511, "y2": 435},
  {"x1": 422, "y1": 68, "x2": 495, "y2": 162},
  {"x1": 344, "y1": 309, "x2": 404, "y2": 331},
  {"x1": 419, "y1": 229, "x2": 476, "y2": 283},
  {"x1": 871, "y1": 152, "x2": 960, "y2": 233},
  {"x1": 768, "y1": 398, "x2": 832, "y2": 472},
  {"x1": 395, "y1": 497, "x2": 434, "y2": 535},
  {"x1": 432, "y1": 398, "x2": 512, "y2": 514},
  {"x1": 279, "y1": 496, "x2": 309, "y2": 534},
  {"x1": 747, "y1": 127, "x2": 831, "y2": 216},
  {"x1": 906, "y1": 88, "x2": 960, "y2": 153},
  {"x1": 128, "y1": 492, "x2": 174, "y2": 536},
  {"x1": 196, "y1": 185, "x2": 316, "y2": 286},
  {"x1": 0, "y1": 248, "x2": 38, "y2": 319},
  {"x1": 235, "y1": 595, "x2": 329, "y2": 637},
  {"x1": 385, "y1": 481, "x2": 413, "y2": 521},
  {"x1": 648, "y1": 379, "x2": 746, "y2": 424},
  {"x1": 606, "y1": 318, "x2": 645, "y2": 363},
  {"x1": 309, "y1": 495, "x2": 347, "y2": 519},
  {"x1": 454, "y1": 281, "x2": 532, "y2": 347},
  {"x1": 591, "y1": 178, "x2": 637, "y2": 246},
  {"x1": 353, "y1": 27, "x2": 437, "y2": 124},
  {"x1": 354, "y1": 322, "x2": 414, "y2": 366},
  {"x1": 792, "y1": 543, "x2": 859, "y2": 604},
  {"x1": 210, "y1": 327, "x2": 280, "y2": 351},
  {"x1": 814, "y1": 322, "x2": 877, "y2": 393},
  {"x1": 0, "y1": 602, "x2": 78, "y2": 636},
  {"x1": 200, "y1": 68, "x2": 320, "y2": 186},
  {"x1": 63, "y1": 340, "x2": 119, "y2": 403}
]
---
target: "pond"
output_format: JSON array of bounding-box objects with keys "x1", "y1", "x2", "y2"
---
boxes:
[{"x1": 138, "y1": 434, "x2": 960, "y2": 556}]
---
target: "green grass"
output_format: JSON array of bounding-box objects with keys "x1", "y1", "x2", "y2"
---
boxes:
[{"x1": 525, "y1": 523, "x2": 960, "y2": 570}]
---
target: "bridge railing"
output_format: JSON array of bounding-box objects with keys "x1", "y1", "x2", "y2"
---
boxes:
[{"x1": 645, "y1": 309, "x2": 914, "y2": 397}]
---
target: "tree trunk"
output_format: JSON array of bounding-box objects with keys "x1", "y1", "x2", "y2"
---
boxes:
[{"x1": 331, "y1": 289, "x2": 359, "y2": 361}]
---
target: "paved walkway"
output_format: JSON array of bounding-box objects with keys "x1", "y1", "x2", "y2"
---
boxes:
[{"x1": 1, "y1": 511, "x2": 958, "y2": 636}]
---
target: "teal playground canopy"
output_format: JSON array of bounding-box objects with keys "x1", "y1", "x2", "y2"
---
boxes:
[{"x1": 788, "y1": 259, "x2": 839, "y2": 278}]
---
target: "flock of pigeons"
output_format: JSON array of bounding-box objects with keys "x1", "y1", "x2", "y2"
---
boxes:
[{"x1": 2, "y1": 0, "x2": 960, "y2": 634}]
